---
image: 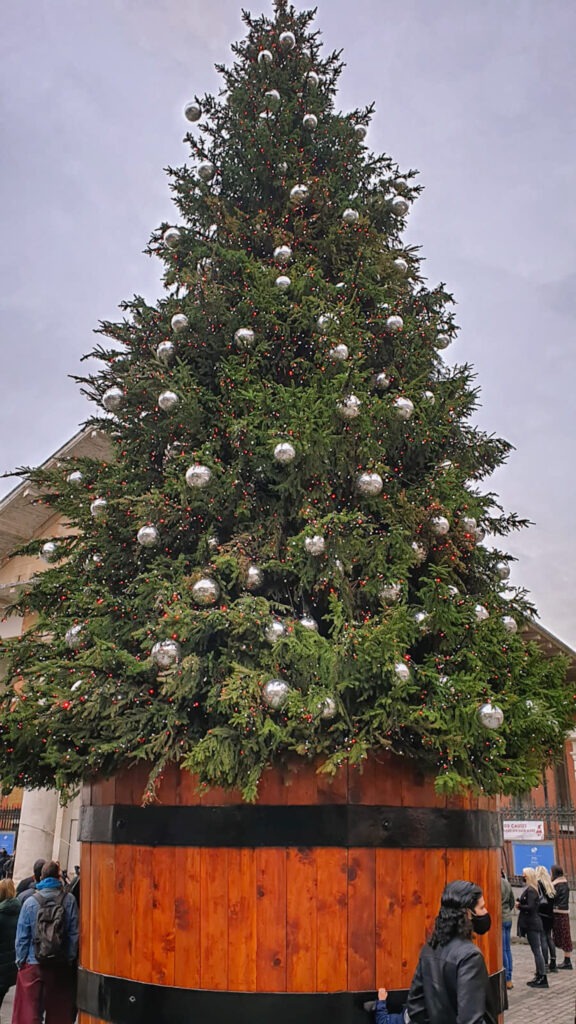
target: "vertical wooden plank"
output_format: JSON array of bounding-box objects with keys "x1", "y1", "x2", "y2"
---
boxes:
[
  {"x1": 316, "y1": 848, "x2": 348, "y2": 992},
  {"x1": 423, "y1": 846, "x2": 447, "y2": 939},
  {"x1": 401, "y1": 767, "x2": 444, "y2": 809},
  {"x1": 284, "y1": 764, "x2": 318, "y2": 805},
  {"x1": 445, "y1": 847, "x2": 470, "y2": 886},
  {"x1": 286, "y1": 847, "x2": 317, "y2": 991},
  {"x1": 155, "y1": 764, "x2": 179, "y2": 805},
  {"x1": 113, "y1": 845, "x2": 134, "y2": 979},
  {"x1": 79, "y1": 841, "x2": 92, "y2": 971},
  {"x1": 375, "y1": 849, "x2": 401, "y2": 988},
  {"x1": 400, "y1": 849, "x2": 428, "y2": 987},
  {"x1": 151, "y1": 847, "x2": 176, "y2": 985},
  {"x1": 177, "y1": 771, "x2": 202, "y2": 806},
  {"x1": 89, "y1": 844, "x2": 101, "y2": 974},
  {"x1": 131, "y1": 847, "x2": 155, "y2": 983},
  {"x1": 228, "y1": 849, "x2": 257, "y2": 991},
  {"x1": 174, "y1": 847, "x2": 201, "y2": 988},
  {"x1": 257, "y1": 767, "x2": 287, "y2": 804},
  {"x1": 91, "y1": 776, "x2": 116, "y2": 806},
  {"x1": 201, "y1": 784, "x2": 243, "y2": 806},
  {"x1": 316, "y1": 765, "x2": 348, "y2": 804},
  {"x1": 94, "y1": 843, "x2": 116, "y2": 976},
  {"x1": 347, "y1": 848, "x2": 376, "y2": 990},
  {"x1": 200, "y1": 849, "x2": 228, "y2": 989},
  {"x1": 256, "y1": 849, "x2": 287, "y2": 992}
]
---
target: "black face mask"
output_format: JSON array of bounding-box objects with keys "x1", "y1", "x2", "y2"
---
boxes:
[{"x1": 472, "y1": 912, "x2": 491, "y2": 935}]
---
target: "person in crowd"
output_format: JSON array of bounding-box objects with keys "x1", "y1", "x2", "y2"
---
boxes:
[
  {"x1": 0, "y1": 879, "x2": 20, "y2": 1009},
  {"x1": 501, "y1": 868, "x2": 515, "y2": 989},
  {"x1": 535, "y1": 865, "x2": 557, "y2": 972},
  {"x1": 0, "y1": 852, "x2": 8, "y2": 881},
  {"x1": 404, "y1": 879, "x2": 497, "y2": 1024},
  {"x1": 16, "y1": 861, "x2": 46, "y2": 907},
  {"x1": 517, "y1": 867, "x2": 548, "y2": 988},
  {"x1": 12, "y1": 860, "x2": 79, "y2": 1024},
  {"x1": 551, "y1": 864, "x2": 573, "y2": 970},
  {"x1": 373, "y1": 986, "x2": 407, "y2": 1024}
]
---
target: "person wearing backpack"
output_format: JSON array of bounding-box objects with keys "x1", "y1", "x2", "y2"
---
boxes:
[{"x1": 12, "y1": 861, "x2": 78, "y2": 1024}]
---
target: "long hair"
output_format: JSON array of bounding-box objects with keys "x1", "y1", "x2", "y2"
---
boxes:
[
  {"x1": 535, "y1": 865, "x2": 555, "y2": 898},
  {"x1": 551, "y1": 864, "x2": 564, "y2": 881},
  {"x1": 428, "y1": 880, "x2": 482, "y2": 949},
  {"x1": 0, "y1": 879, "x2": 15, "y2": 902},
  {"x1": 522, "y1": 867, "x2": 538, "y2": 891}
]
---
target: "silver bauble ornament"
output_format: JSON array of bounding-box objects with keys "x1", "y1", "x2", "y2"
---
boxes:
[
  {"x1": 192, "y1": 577, "x2": 220, "y2": 606},
  {"x1": 274, "y1": 245, "x2": 293, "y2": 265},
  {"x1": 478, "y1": 701, "x2": 504, "y2": 730},
  {"x1": 342, "y1": 208, "x2": 359, "y2": 224},
  {"x1": 304, "y1": 534, "x2": 326, "y2": 556},
  {"x1": 474, "y1": 604, "x2": 490, "y2": 622},
  {"x1": 374, "y1": 372, "x2": 391, "y2": 391},
  {"x1": 335, "y1": 281, "x2": 346, "y2": 291},
  {"x1": 430, "y1": 515, "x2": 450, "y2": 536},
  {"x1": 171, "y1": 313, "x2": 188, "y2": 334},
  {"x1": 102, "y1": 386, "x2": 124, "y2": 413},
  {"x1": 356, "y1": 472, "x2": 383, "y2": 497},
  {"x1": 422, "y1": 390, "x2": 435, "y2": 404},
  {"x1": 163, "y1": 227, "x2": 181, "y2": 249},
  {"x1": 156, "y1": 341, "x2": 175, "y2": 365},
  {"x1": 337, "y1": 395, "x2": 361, "y2": 420},
  {"x1": 198, "y1": 161, "x2": 216, "y2": 182},
  {"x1": 207, "y1": 534, "x2": 219, "y2": 551},
  {"x1": 185, "y1": 464, "x2": 212, "y2": 489},
  {"x1": 496, "y1": 562, "x2": 510, "y2": 581},
  {"x1": 436, "y1": 334, "x2": 451, "y2": 349},
  {"x1": 158, "y1": 390, "x2": 179, "y2": 412},
  {"x1": 90, "y1": 498, "x2": 107, "y2": 520},
  {"x1": 317, "y1": 313, "x2": 337, "y2": 331},
  {"x1": 329, "y1": 344, "x2": 349, "y2": 361},
  {"x1": 299, "y1": 615, "x2": 318, "y2": 632},
  {"x1": 304, "y1": 70, "x2": 319, "y2": 89},
  {"x1": 461, "y1": 516, "x2": 477, "y2": 534},
  {"x1": 386, "y1": 315, "x2": 404, "y2": 333},
  {"x1": 474, "y1": 526, "x2": 486, "y2": 544},
  {"x1": 184, "y1": 102, "x2": 202, "y2": 123},
  {"x1": 318, "y1": 696, "x2": 337, "y2": 720},
  {"x1": 137, "y1": 525, "x2": 160, "y2": 548},
  {"x1": 502, "y1": 616, "x2": 518, "y2": 634},
  {"x1": 277, "y1": 161, "x2": 288, "y2": 175},
  {"x1": 246, "y1": 565, "x2": 264, "y2": 591},
  {"x1": 391, "y1": 195, "x2": 409, "y2": 216},
  {"x1": 380, "y1": 582, "x2": 402, "y2": 603},
  {"x1": 67, "y1": 471, "x2": 83, "y2": 485},
  {"x1": 394, "y1": 662, "x2": 411, "y2": 682},
  {"x1": 70, "y1": 679, "x2": 83, "y2": 693},
  {"x1": 290, "y1": 184, "x2": 309, "y2": 205},
  {"x1": 265, "y1": 620, "x2": 287, "y2": 644},
  {"x1": 279, "y1": 31, "x2": 296, "y2": 50},
  {"x1": 234, "y1": 327, "x2": 255, "y2": 349},
  {"x1": 262, "y1": 678, "x2": 291, "y2": 709},
  {"x1": 355, "y1": 125, "x2": 367, "y2": 140},
  {"x1": 275, "y1": 275, "x2": 291, "y2": 292},
  {"x1": 414, "y1": 611, "x2": 430, "y2": 629},
  {"x1": 440, "y1": 460, "x2": 453, "y2": 472},
  {"x1": 258, "y1": 49, "x2": 273, "y2": 64},
  {"x1": 264, "y1": 89, "x2": 281, "y2": 111},
  {"x1": 394, "y1": 257, "x2": 408, "y2": 272},
  {"x1": 151, "y1": 639, "x2": 182, "y2": 669},
  {"x1": 40, "y1": 541, "x2": 58, "y2": 562},
  {"x1": 447, "y1": 585, "x2": 460, "y2": 597},
  {"x1": 393, "y1": 397, "x2": 414, "y2": 421},
  {"x1": 274, "y1": 442, "x2": 296, "y2": 464},
  {"x1": 65, "y1": 624, "x2": 84, "y2": 650},
  {"x1": 411, "y1": 541, "x2": 426, "y2": 563}
]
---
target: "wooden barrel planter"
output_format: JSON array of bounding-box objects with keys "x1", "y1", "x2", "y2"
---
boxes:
[{"x1": 77, "y1": 755, "x2": 506, "y2": 1024}]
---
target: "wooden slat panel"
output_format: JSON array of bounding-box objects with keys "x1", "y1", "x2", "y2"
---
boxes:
[
  {"x1": 400, "y1": 848, "x2": 428, "y2": 987},
  {"x1": 174, "y1": 847, "x2": 201, "y2": 988},
  {"x1": 316, "y1": 848, "x2": 348, "y2": 992},
  {"x1": 347, "y1": 848, "x2": 376, "y2": 989},
  {"x1": 93, "y1": 843, "x2": 116, "y2": 976},
  {"x1": 401, "y1": 766, "x2": 444, "y2": 809},
  {"x1": 445, "y1": 846, "x2": 470, "y2": 886},
  {"x1": 201, "y1": 785, "x2": 243, "y2": 806},
  {"x1": 228, "y1": 849, "x2": 257, "y2": 991},
  {"x1": 256, "y1": 849, "x2": 287, "y2": 991},
  {"x1": 257, "y1": 766, "x2": 288, "y2": 804},
  {"x1": 113, "y1": 845, "x2": 134, "y2": 980},
  {"x1": 286, "y1": 847, "x2": 317, "y2": 991},
  {"x1": 155, "y1": 764, "x2": 179, "y2": 805},
  {"x1": 88, "y1": 844, "x2": 102, "y2": 974},
  {"x1": 151, "y1": 847, "x2": 176, "y2": 985},
  {"x1": 79, "y1": 841, "x2": 92, "y2": 971},
  {"x1": 177, "y1": 770, "x2": 202, "y2": 806},
  {"x1": 375, "y1": 849, "x2": 401, "y2": 987},
  {"x1": 316, "y1": 765, "x2": 348, "y2": 804},
  {"x1": 200, "y1": 849, "x2": 228, "y2": 989},
  {"x1": 284, "y1": 766, "x2": 318, "y2": 805},
  {"x1": 91, "y1": 776, "x2": 116, "y2": 806},
  {"x1": 131, "y1": 847, "x2": 155, "y2": 983},
  {"x1": 350, "y1": 754, "x2": 400, "y2": 805}
]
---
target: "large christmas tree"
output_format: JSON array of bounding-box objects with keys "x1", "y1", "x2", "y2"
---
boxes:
[{"x1": 0, "y1": 1, "x2": 570, "y2": 802}]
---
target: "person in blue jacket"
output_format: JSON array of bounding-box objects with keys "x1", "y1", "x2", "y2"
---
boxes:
[{"x1": 373, "y1": 986, "x2": 408, "y2": 1024}]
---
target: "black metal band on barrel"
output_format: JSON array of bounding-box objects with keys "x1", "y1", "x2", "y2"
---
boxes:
[
  {"x1": 79, "y1": 803, "x2": 502, "y2": 849},
  {"x1": 77, "y1": 968, "x2": 507, "y2": 1024}
]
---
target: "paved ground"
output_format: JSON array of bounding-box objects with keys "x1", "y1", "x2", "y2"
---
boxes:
[{"x1": 1, "y1": 943, "x2": 573, "y2": 1023}]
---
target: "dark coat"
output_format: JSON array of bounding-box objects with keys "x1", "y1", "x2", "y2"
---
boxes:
[
  {"x1": 0, "y1": 897, "x2": 20, "y2": 989},
  {"x1": 552, "y1": 878, "x2": 570, "y2": 912},
  {"x1": 405, "y1": 936, "x2": 497, "y2": 1024},
  {"x1": 517, "y1": 885, "x2": 543, "y2": 936}
]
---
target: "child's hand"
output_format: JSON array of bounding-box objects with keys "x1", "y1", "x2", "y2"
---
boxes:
[{"x1": 377, "y1": 988, "x2": 388, "y2": 1002}]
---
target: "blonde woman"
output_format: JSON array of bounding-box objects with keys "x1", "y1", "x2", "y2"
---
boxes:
[
  {"x1": 517, "y1": 867, "x2": 548, "y2": 988},
  {"x1": 0, "y1": 878, "x2": 20, "y2": 1009},
  {"x1": 535, "y1": 866, "x2": 557, "y2": 972}
]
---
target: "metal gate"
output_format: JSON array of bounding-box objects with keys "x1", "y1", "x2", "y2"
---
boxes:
[{"x1": 502, "y1": 805, "x2": 576, "y2": 885}]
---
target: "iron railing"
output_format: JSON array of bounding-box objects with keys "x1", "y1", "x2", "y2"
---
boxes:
[{"x1": 502, "y1": 805, "x2": 576, "y2": 887}]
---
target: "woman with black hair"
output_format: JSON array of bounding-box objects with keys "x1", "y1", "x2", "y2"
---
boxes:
[{"x1": 404, "y1": 879, "x2": 498, "y2": 1024}]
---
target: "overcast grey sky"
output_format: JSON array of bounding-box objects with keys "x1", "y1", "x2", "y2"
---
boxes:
[{"x1": 1, "y1": 1, "x2": 575, "y2": 645}]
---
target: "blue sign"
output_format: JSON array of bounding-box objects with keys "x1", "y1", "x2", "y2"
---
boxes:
[
  {"x1": 512, "y1": 841, "x2": 556, "y2": 875},
  {"x1": 0, "y1": 832, "x2": 16, "y2": 855}
]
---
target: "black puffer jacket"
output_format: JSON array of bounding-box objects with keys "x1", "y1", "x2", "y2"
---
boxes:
[
  {"x1": 517, "y1": 885, "x2": 543, "y2": 936},
  {"x1": 0, "y1": 897, "x2": 20, "y2": 989},
  {"x1": 405, "y1": 936, "x2": 498, "y2": 1024}
]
